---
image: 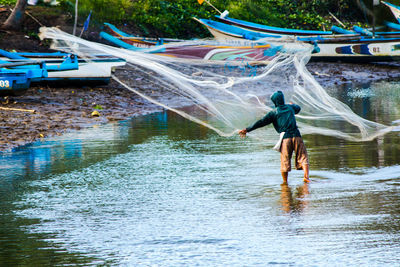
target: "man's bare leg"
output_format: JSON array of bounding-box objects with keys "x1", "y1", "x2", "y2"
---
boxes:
[
  {"x1": 303, "y1": 164, "x2": 310, "y2": 183},
  {"x1": 281, "y1": 172, "x2": 288, "y2": 184}
]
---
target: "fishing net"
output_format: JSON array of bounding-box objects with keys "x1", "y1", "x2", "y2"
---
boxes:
[{"x1": 39, "y1": 27, "x2": 398, "y2": 143}]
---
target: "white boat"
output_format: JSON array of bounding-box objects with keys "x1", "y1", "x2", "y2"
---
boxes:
[
  {"x1": 196, "y1": 18, "x2": 400, "y2": 62},
  {"x1": 44, "y1": 56, "x2": 126, "y2": 83},
  {"x1": 1, "y1": 51, "x2": 126, "y2": 84}
]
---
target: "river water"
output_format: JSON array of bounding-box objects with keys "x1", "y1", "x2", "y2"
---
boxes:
[{"x1": 1, "y1": 80, "x2": 400, "y2": 266}]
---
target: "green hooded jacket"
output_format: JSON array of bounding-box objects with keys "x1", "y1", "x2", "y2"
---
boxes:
[{"x1": 246, "y1": 91, "x2": 301, "y2": 139}]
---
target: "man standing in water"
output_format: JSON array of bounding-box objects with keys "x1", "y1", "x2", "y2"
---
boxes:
[{"x1": 238, "y1": 91, "x2": 310, "y2": 184}]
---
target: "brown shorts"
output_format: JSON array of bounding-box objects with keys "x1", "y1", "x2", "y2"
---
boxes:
[{"x1": 280, "y1": 137, "x2": 309, "y2": 172}]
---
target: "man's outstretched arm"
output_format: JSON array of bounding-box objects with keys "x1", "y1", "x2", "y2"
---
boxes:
[{"x1": 238, "y1": 112, "x2": 274, "y2": 138}]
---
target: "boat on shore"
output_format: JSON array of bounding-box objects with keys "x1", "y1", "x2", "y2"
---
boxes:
[
  {"x1": 196, "y1": 18, "x2": 400, "y2": 62},
  {"x1": 100, "y1": 24, "x2": 311, "y2": 64},
  {"x1": 192, "y1": 18, "x2": 285, "y2": 41},
  {"x1": 214, "y1": 14, "x2": 400, "y2": 37},
  {"x1": 0, "y1": 48, "x2": 126, "y2": 95},
  {"x1": 0, "y1": 49, "x2": 126, "y2": 85},
  {"x1": 214, "y1": 2, "x2": 400, "y2": 38},
  {"x1": 0, "y1": 60, "x2": 47, "y2": 95},
  {"x1": 103, "y1": 23, "x2": 184, "y2": 48},
  {"x1": 215, "y1": 14, "x2": 334, "y2": 36}
]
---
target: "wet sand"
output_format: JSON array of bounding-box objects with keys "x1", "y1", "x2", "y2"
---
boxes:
[
  {"x1": 0, "y1": 68, "x2": 162, "y2": 151},
  {"x1": 1, "y1": 61, "x2": 400, "y2": 151},
  {"x1": 307, "y1": 61, "x2": 400, "y2": 88}
]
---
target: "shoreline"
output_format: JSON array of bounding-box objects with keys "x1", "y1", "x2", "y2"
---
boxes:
[
  {"x1": 0, "y1": 68, "x2": 163, "y2": 152},
  {"x1": 1, "y1": 61, "x2": 400, "y2": 152}
]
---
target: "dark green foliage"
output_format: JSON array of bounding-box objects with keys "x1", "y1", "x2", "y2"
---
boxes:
[
  {"x1": 0, "y1": 0, "x2": 16, "y2": 5},
  {"x1": 126, "y1": 0, "x2": 216, "y2": 38}
]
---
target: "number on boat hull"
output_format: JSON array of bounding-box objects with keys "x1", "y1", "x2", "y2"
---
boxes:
[{"x1": 0, "y1": 80, "x2": 10, "y2": 88}]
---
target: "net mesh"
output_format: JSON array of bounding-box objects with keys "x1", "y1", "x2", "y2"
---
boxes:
[{"x1": 39, "y1": 27, "x2": 397, "y2": 143}]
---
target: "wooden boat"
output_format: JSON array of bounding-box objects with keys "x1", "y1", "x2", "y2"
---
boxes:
[
  {"x1": 0, "y1": 49, "x2": 126, "y2": 84},
  {"x1": 304, "y1": 37, "x2": 400, "y2": 62},
  {"x1": 101, "y1": 31, "x2": 279, "y2": 64},
  {"x1": 196, "y1": 18, "x2": 339, "y2": 42},
  {"x1": 215, "y1": 14, "x2": 334, "y2": 36},
  {"x1": 103, "y1": 23, "x2": 184, "y2": 48},
  {"x1": 215, "y1": 8, "x2": 400, "y2": 37},
  {"x1": 196, "y1": 18, "x2": 400, "y2": 62},
  {"x1": 198, "y1": 17, "x2": 400, "y2": 40},
  {"x1": 101, "y1": 23, "x2": 312, "y2": 63},
  {"x1": 100, "y1": 28, "x2": 311, "y2": 64},
  {"x1": 192, "y1": 18, "x2": 285, "y2": 41}
]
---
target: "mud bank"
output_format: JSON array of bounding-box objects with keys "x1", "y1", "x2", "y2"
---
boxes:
[
  {"x1": 0, "y1": 69, "x2": 162, "y2": 151},
  {"x1": 307, "y1": 61, "x2": 400, "y2": 88},
  {"x1": 1, "y1": 61, "x2": 400, "y2": 152}
]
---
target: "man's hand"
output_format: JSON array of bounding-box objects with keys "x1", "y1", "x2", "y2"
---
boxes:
[{"x1": 238, "y1": 129, "x2": 247, "y2": 138}]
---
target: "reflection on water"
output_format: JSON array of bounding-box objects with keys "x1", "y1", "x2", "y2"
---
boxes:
[
  {"x1": 307, "y1": 81, "x2": 400, "y2": 170},
  {"x1": 0, "y1": 80, "x2": 400, "y2": 266},
  {"x1": 280, "y1": 183, "x2": 309, "y2": 214}
]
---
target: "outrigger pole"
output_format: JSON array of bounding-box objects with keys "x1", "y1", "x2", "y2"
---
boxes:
[{"x1": 198, "y1": 0, "x2": 222, "y2": 15}]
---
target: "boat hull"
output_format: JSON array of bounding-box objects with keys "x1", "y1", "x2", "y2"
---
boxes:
[
  {"x1": 45, "y1": 59, "x2": 126, "y2": 82},
  {"x1": 1, "y1": 53, "x2": 126, "y2": 84},
  {"x1": 0, "y1": 61, "x2": 47, "y2": 95},
  {"x1": 99, "y1": 23, "x2": 310, "y2": 64},
  {"x1": 0, "y1": 72, "x2": 32, "y2": 95},
  {"x1": 305, "y1": 39, "x2": 400, "y2": 62},
  {"x1": 216, "y1": 15, "x2": 333, "y2": 36},
  {"x1": 198, "y1": 19, "x2": 400, "y2": 62}
]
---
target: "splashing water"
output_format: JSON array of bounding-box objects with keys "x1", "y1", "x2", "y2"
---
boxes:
[{"x1": 39, "y1": 27, "x2": 398, "y2": 142}]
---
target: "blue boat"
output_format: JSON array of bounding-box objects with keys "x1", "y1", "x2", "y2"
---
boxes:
[
  {"x1": 0, "y1": 54, "x2": 48, "y2": 95},
  {"x1": 0, "y1": 66, "x2": 46, "y2": 95},
  {"x1": 196, "y1": 18, "x2": 342, "y2": 42},
  {"x1": 215, "y1": 14, "x2": 400, "y2": 37},
  {"x1": 0, "y1": 49, "x2": 78, "y2": 74},
  {"x1": 216, "y1": 15, "x2": 334, "y2": 36},
  {"x1": 0, "y1": 49, "x2": 126, "y2": 85},
  {"x1": 194, "y1": 18, "x2": 283, "y2": 41},
  {"x1": 99, "y1": 24, "x2": 314, "y2": 64},
  {"x1": 196, "y1": 18, "x2": 400, "y2": 62},
  {"x1": 103, "y1": 23, "x2": 185, "y2": 47},
  {"x1": 0, "y1": 49, "x2": 79, "y2": 95}
]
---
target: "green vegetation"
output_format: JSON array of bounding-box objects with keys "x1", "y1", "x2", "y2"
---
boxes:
[
  {"x1": 73, "y1": 0, "x2": 217, "y2": 37},
  {"x1": 0, "y1": 0, "x2": 393, "y2": 38},
  {"x1": 0, "y1": 0, "x2": 16, "y2": 5},
  {"x1": 71, "y1": 0, "x2": 365, "y2": 38}
]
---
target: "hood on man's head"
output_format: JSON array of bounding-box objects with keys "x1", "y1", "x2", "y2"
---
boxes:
[{"x1": 271, "y1": 91, "x2": 285, "y2": 107}]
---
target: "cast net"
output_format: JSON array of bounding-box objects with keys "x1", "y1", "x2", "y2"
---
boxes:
[{"x1": 39, "y1": 27, "x2": 397, "y2": 143}]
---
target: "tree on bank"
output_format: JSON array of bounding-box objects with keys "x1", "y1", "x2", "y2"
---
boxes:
[{"x1": 2, "y1": 0, "x2": 27, "y2": 30}]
